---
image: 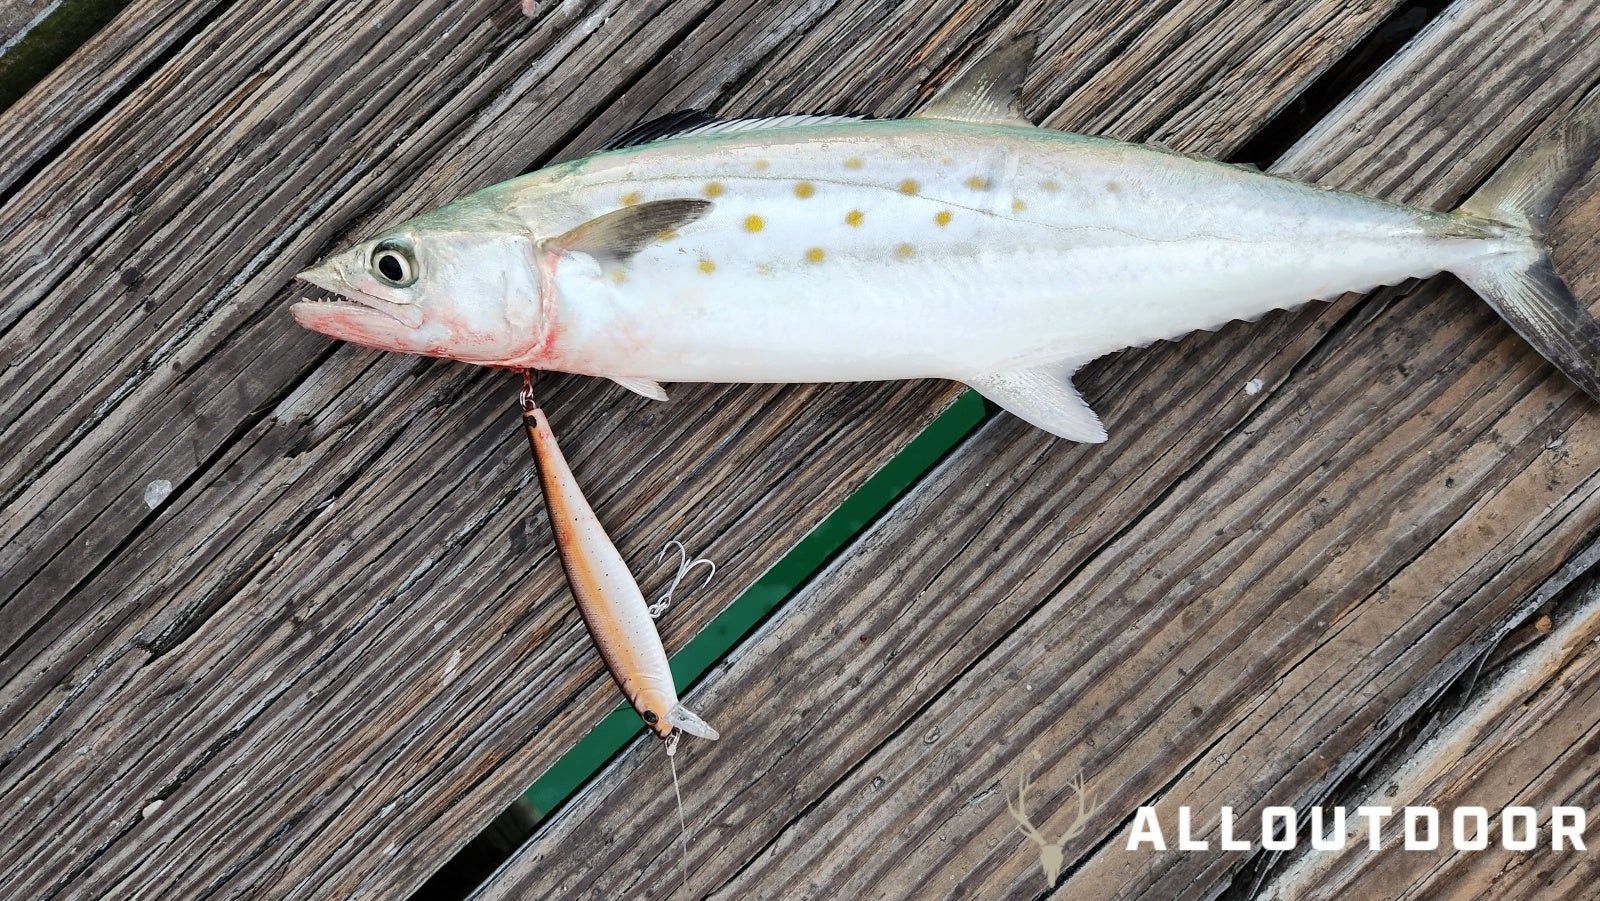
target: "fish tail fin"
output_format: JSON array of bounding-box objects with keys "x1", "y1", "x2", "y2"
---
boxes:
[
  {"x1": 1456, "y1": 87, "x2": 1600, "y2": 232},
  {"x1": 667, "y1": 703, "x2": 719, "y2": 741},
  {"x1": 1451, "y1": 86, "x2": 1600, "y2": 400}
]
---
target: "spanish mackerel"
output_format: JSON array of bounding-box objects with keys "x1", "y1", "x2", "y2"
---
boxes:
[{"x1": 292, "y1": 35, "x2": 1600, "y2": 441}]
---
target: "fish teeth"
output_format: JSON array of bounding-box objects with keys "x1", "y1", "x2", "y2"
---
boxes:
[{"x1": 299, "y1": 287, "x2": 354, "y2": 305}]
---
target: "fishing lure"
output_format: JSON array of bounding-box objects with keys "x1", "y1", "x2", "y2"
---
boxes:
[
  {"x1": 293, "y1": 34, "x2": 1600, "y2": 441},
  {"x1": 519, "y1": 375, "x2": 718, "y2": 745}
]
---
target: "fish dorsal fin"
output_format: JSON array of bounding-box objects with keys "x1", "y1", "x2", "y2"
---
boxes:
[
  {"x1": 600, "y1": 110, "x2": 721, "y2": 151},
  {"x1": 546, "y1": 199, "x2": 712, "y2": 266},
  {"x1": 913, "y1": 32, "x2": 1037, "y2": 126},
  {"x1": 966, "y1": 360, "x2": 1107, "y2": 443},
  {"x1": 598, "y1": 112, "x2": 869, "y2": 152},
  {"x1": 611, "y1": 375, "x2": 668, "y2": 401}
]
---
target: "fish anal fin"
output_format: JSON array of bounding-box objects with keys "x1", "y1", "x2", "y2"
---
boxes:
[
  {"x1": 611, "y1": 376, "x2": 669, "y2": 401},
  {"x1": 967, "y1": 362, "x2": 1106, "y2": 443},
  {"x1": 548, "y1": 199, "x2": 713, "y2": 266},
  {"x1": 913, "y1": 32, "x2": 1037, "y2": 127}
]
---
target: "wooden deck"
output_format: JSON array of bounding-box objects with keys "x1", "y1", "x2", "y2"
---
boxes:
[{"x1": 3, "y1": 0, "x2": 1599, "y2": 898}]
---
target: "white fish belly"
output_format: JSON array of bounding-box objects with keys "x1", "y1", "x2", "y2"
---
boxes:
[{"x1": 520, "y1": 120, "x2": 1505, "y2": 381}]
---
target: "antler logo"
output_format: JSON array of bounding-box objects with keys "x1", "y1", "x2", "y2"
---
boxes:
[{"x1": 1005, "y1": 768, "x2": 1098, "y2": 888}]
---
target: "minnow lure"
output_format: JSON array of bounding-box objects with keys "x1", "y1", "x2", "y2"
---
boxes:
[
  {"x1": 294, "y1": 35, "x2": 1600, "y2": 441},
  {"x1": 519, "y1": 377, "x2": 718, "y2": 744}
]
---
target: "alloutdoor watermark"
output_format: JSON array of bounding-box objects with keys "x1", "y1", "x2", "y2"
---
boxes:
[
  {"x1": 1126, "y1": 805, "x2": 1588, "y2": 852},
  {"x1": 1001, "y1": 762, "x2": 1588, "y2": 889},
  {"x1": 1004, "y1": 769, "x2": 1098, "y2": 887}
]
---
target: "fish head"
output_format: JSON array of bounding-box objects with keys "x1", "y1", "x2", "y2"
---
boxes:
[{"x1": 291, "y1": 202, "x2": 548, "y2": 365}]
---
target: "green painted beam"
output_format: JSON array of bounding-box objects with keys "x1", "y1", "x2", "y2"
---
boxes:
[{"x1": 0, "y1": 0, "x2": 133, "y2": 112}]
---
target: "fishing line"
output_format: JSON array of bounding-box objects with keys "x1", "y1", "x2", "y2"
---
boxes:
[{"x1": 665, "y1": 731, "x2": 690, "y2": 890}]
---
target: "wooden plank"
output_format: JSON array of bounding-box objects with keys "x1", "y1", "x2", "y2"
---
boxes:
[
  {"x1": 476, "y1": 0, "x2": 1600, "y2": 897},
  {"x1": 0, "y1": 0, "x2": 233, "y2": 201},
  {"x1": 1264, "y1": 573, "x2": 1600, "y2": 897},
  {"x1": 0, "y1": 0, "x2": 1042, "y2": 897},
  {"x1": 1, "y1": 0, "x2": 56, "y2": 46},
  {"x1": 0, "y1": 0, "x2": 1418, "y2": 897}
]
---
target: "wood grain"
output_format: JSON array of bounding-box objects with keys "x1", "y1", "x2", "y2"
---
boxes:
[
  {"x1": 0, "y1": 0, "x2": 1427, "y2": 898},
  {"x1": 0, "y1": 1, "x2": 989, "y2": 897},
  {"x1": 1264, "y1": 574, "x2": 1600, "y2": 898},
  {"x1": 0, "y1": 0, "x2": 58, "y2": 47},
  {"x1": 477, "y1": 0, "x2": 1600, "y2": 898}
]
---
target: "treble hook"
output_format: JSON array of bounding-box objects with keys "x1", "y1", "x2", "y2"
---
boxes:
[{"x1": 649, "y1": 540, "x2": 716, "y2": 619}]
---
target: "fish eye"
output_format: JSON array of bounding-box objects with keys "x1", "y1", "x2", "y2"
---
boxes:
[
  {"x1": 642, "y1": 711, "x2": 659, "y2": 725},
  {"x1": 371, "y1": 242, "x2": 416, "y2": 287}
]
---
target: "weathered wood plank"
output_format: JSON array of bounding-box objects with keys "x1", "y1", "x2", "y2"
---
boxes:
[
  {"x1": 477, "y1": 0, "x2": 1600, "y2": 897},
  {"x1": 0, "y1": 0, "x2": 1013, "y2": 897},
  {"x1": 0, "y1": 0, "x2": 230, "y2": 204},
  {"x1": 0, "y1": 0, "x2": 57, "y2": 49},
  {"x1": 0, "y1": 0, "x2": 1423, "y2": 897},
  {"x1": 1264, "y1": 574, "x2": 1600, "y2": 897}
]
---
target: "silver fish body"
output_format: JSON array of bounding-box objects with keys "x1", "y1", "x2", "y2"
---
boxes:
[
  {"x1": 500, "y1": 119, "x2": 1505, "y2": 384},
  {"x1": 293, "y1": 35, "x2": 1600, "y2": 440}
]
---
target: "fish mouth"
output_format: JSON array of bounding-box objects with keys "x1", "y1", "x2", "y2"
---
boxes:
[
  {"x1": 290, "y1": 285, "x2": 405, "y2": 324},
  {"x1": 290, "y1": 269, "x2": 423, "y2": 329}
]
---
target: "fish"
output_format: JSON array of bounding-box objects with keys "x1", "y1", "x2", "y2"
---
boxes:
[
  {"x1": 292, "y1": 34, "x2": 1600, "y2": 442},
  {"x1": 519, "y1": 378, "x2": 718, "y2": 744}
]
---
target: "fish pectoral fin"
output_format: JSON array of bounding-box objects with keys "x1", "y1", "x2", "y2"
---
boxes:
[
  {"x1": 611, "y1": 376, "x2": 669, "y2": 401},
  {"x1": 966, "y1": 362, "x2": 1107, "y2": 443},
  {"x1": 912, "y1": 32, "x2": 1037, "y2": 127},
  {"x1": 546, "y1": 199, "x2": 713, "y2": 265}
]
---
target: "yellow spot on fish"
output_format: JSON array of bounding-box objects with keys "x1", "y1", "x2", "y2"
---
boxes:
[
  {"x1": 656, "y1": 228, "x2": 678, "y2": 241},
  {"x1": 705, "y1": 182, "x2": 725, "y2": 198},
  {"x1": 744, "y1": 214, "x2": 765, "y2": 233},
  {"x1": 935, "y1": 210, "x2": 953, "y2": 227},
  {"x1": 895, "y1": 243, "x2": 914, "y2": 259},
  {"x1": 621, "y1": 191, "x2": 641, "y2": 206},
  {"x1": 845, "y1": 210, "x2": 864, "y2": 227},
  {"x1": 794, "y1": 182, "x2": 815, "y2": 199},
  {"x1": 805, "y1": 247, "x2": 825, "y2": 264},
  {"x1": 1106, "y1": 181, "x2": 1123, "y2": 194},
  {"x1": 1042, "y1": 179, "x2": 1059, "y2": 191},
  {"x1": 966, "y1": 176, "x2": 988, "y2": 190},
  {"x1": 754, "y1": 159, "x2": 771, "y2": 171},
  {"x1": 610, "y1": 270, "x2": 627, "y2": 284},
  {"x1": 899, "y1": 179, "x2": 920, "y2": 195},
  {"x1": 756, "y1": 263, "x2": 773, "y2": 276},
  {"x1": 844, "y1": 157, "x2": 864, "y2": 170},
  {"x1": 698, "y1": 259, "x2": 716, "y2": 274},
  {"x1": 1012, "y1": 199, "x2": 1028, "y2": 212}
]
